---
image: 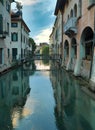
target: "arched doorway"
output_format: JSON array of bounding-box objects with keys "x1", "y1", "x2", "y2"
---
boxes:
[
  {"x1": 80, "y1": 27, "x2": 94, "y2": 79},
  {"x1": 71, "y1": 38, "x2": 77, "y2": 71},
  {"x1": 64, "y1": 40, "x2": 69, "y2": 67}
]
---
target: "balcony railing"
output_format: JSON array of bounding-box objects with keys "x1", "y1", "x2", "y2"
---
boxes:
[
  {"x1": 64, "y1": 17, "x2": 77, "y2": 37},
  {"x1": 88, "y1": 0, "x2": 95, "y2": 9},
  {"x1": 0, "y1": 31, "x2": 8, "y2": 39}
]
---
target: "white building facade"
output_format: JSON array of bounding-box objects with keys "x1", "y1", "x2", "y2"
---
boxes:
[
  {"x1": 11, "y1": 12, "x2": 30, "y2": 61},
  {"x1": 0, "y1": 0, "x2": 14, "y2": 71}
]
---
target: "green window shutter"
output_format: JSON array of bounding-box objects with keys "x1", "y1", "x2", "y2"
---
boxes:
[
  {"x1": 0, "y1": 0, "x2": 4, "y2": 4},
  {"x1": 0, "y1": 15, "x2": 3, "y2": 34},
  {"x1": 11, "y1": 33, "x2": 18, "y2": 41}
]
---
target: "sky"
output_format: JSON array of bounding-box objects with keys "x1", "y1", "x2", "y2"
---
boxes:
[{"x1": 11, "y1": 0, "x2": 57, "y2": 44}]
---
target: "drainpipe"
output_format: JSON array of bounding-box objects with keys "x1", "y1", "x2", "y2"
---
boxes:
[
  {"x1": 61, "y1": 10, "x2": 63, "y2": 65},
  {"x1": 89, "y1": 9, "x2": 95, "y2": 79}
]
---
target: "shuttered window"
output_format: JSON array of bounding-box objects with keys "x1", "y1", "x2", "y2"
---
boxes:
[
  {"x1": 0, "y1": 0, "x2": 4, "y2": 4},
  {"x1": 11, "y1": 33, "x2": 18, "y2": 41},
  {"x1": 0, "y1": 15, "x2": 3, "y2": 34}
]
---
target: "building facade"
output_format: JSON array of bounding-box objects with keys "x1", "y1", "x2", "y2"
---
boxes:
[
  {"x1": 11, "y1": 11, "x2": 30, "y2": 61},
  {"x1": 0, "y1": 0, "x2": 14, "y2": 71},
  {"x1": 50, "y1": 0, "x2": 95, "y2": 85}
]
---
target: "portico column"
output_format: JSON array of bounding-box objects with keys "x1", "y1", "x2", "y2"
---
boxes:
[
  {"x1": 90, "y1": 30, "x2": 95, "y2": 83},
  {"x1": 74, "y1": 42, "x2": 83, "y2": 76},
  {"x1": 66, "y1": 43, "x2": 71, "y2": 70}
]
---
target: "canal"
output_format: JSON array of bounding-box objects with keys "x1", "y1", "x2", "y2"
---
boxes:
[{"x1": 0, "y1": 60, "x2": 95, "y2": 130}]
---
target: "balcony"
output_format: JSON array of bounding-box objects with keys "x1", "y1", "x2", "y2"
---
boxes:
[
  {"x1": 88, "y1": 0, "x2": 95, "y2": 9},
  {"x1": 0, "y1": 31, "x2": 8, "y2": 39},
  {"x1": 64, "y1": 17, "x2": 77, "y2": 37}
]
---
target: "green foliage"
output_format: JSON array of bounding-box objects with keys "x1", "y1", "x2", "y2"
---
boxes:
[
  {"x1": 41, "y1": 46, "x2": 49, "y2": 55},
  {"x1": 29, "y1": 37, "x2": 36, "y2": 55}
]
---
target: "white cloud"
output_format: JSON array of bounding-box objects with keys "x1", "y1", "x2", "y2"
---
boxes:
[
  {"x1": 15, "y1": 0, "x2": 56, "y2": 7},
  {"x1": 17, "y1": 0, "x2": 40, "y2": 6},
  {"x1": 34, "y1": 28, "x2": 52, "y2": 44}
]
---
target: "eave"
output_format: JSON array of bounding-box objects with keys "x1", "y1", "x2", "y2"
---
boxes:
[
  {"x1": 11, "y1": 17, "x2": 31, "y2": 33},
  {"x1": 54, "y1": 0, "x2": 66, "y2": 15}
]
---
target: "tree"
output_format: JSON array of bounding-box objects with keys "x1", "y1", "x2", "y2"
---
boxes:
[
  {"x1": 29, "y1": 37, "x2": 36, "y2": 55},
  {"x1": 41, "y1": 45, "x2": 49, "y2": 64},
  {"x1": 41, "y1": 45, "x2": 49, "y2": 55}
]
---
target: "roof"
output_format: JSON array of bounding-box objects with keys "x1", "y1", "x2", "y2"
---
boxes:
[
  {"x1": 9, "y1": 0, "x2": 15, "y2": 3},
  {"x1": 54, "y1": 0, "x2": 66, "y2": 15},
  {"x1": 11, "y1": 12, "x2": 30, "y2": 32}
]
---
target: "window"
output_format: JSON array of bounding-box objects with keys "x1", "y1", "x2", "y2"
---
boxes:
[
  {"x1": 0, "y1": 0, "x2": 3, "y2": 4},
  {"x1": 68, "y1": 15, "x2": 69, "y2": 20},
  {"x1": 24, "y1": 49, "x2": 25, "y2": 56},
  {"x1": 0, "y1": 15, "x2": 3, "y2": 34},
  {"x1": 74, "y1": 4, "x2": 77, "y2": 17},
  {"x1": 0, "y1": 48, "x2": 3, "y2": 64},
  {"x1": 7, "y1": 23, "x2": 9, "y2": 35},
  {"x1": 11, "y1": 33, "x2": 18, "y2": 41},
  {"x1": 12, "y1": 48, "x2": 17, "y2": 60},
  {"x1": 6, "y1": 1, "x2": 10, "y2": 12},
  {"x1": 70, "y1": 9, "x2": 73, "y2": 17},
  {"x1": 11, "y1": 23, "x2": 18, "y2": 27},
  {"x1": 78, "y1": 0, "x2": 82, "y2": 18},
  {"x1": 8, "y1": 49, "x2": 10, "y2": 58},
  {"x1": 85, "y1": 43, "x2": 93, "y2": 60},
  {"x1": 24, "y1": 36, "x2": 25, "y2": 43}
]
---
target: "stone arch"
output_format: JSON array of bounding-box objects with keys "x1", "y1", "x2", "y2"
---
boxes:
[
  {"x1": 80, "y1": 26, "x2": 93, "y2": 60},
  {"x1": 64, "y1": 40, "x2": 69, "y2": 66},
  {"x1": 80, "y1": 26, "x2": 94, "y2": 79}
]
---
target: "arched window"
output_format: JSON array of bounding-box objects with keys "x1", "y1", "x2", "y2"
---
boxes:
[
  {"x1": 64, "y1": 40, "x2": 69, "y2": 56},
  {"x1": 81, "y1": 27, "x2": 93, "y2": 60},
  {"x1": 71, "y1": 38, "x2": 77, "y2": 56},
  {"x1": 70, "y1": 9, "x2": 73, "y2": 17},
  {"x1": 78, "y1": 0, "x2": 82, "y2": 17},
  {"x1": 68, "y1": 14, "x2": 69, "y2": 20},
  {"x1": 74, "y1": 4, "x2": 77, "y2": 17}
]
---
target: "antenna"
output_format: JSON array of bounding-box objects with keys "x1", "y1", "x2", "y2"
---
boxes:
[{"x1": 14, "y1": 1, "x2": 23, "y2": 11}]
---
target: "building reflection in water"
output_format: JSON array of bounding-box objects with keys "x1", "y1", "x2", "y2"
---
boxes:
[
  {"x1": 50, "y1": 62, "x2": 95, "y2": 130},
  {"x1": 0, "y1": 61, "x2": 36, "y2": 130}
]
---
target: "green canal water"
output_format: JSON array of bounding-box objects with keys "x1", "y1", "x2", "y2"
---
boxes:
[{"x1": 0, "y1": 61, "x2": 95, "y2": 130}]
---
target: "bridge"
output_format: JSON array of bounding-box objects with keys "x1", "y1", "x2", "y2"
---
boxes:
[{"x1": 32, "y1": 54, "x2": 61, "y2": 61}]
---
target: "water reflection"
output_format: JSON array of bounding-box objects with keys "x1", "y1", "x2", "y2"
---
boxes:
[
  {"x1": 0, "y1": 61, "x2": 35, "y2": 130},
  {"x1": 42, "y1": 59, "x2": 49, "y2": 65},
  {"x1": 35, "y1": 60, "x2": 50, "y2": 70},
  {"x1": 50, "y1": 64, "x2": 95, "y2": 130},
  {"x1": 1, "y1": 60, "x2": 95, "y2": 130}
]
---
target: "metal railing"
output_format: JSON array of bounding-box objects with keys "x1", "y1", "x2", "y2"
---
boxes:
[{"x1": 64, "y1": 17, "x2": 77, "y2": 34}]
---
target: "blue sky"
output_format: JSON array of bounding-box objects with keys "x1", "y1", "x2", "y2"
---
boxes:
[{"x1": 11, "y1": 0, "x2": 57, "y2": 44}]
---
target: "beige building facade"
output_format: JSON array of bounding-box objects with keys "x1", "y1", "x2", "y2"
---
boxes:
[{"x1": 50, "y1": 0, "x2": 95, "y2": 85}]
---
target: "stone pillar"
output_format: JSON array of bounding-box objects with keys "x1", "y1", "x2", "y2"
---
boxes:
[
  {"x1": 90, "y1": 47, "x2": 95, "y2": 83},
  {"x1": 74, "y1": 41, "x2": 85, "y2": 76},
  {"x1": 66, "y1": 43, "x2": 71, "y2": 70},
  {"x1": 74, "y1": 58, "x2": 82, "y2": 76}
]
